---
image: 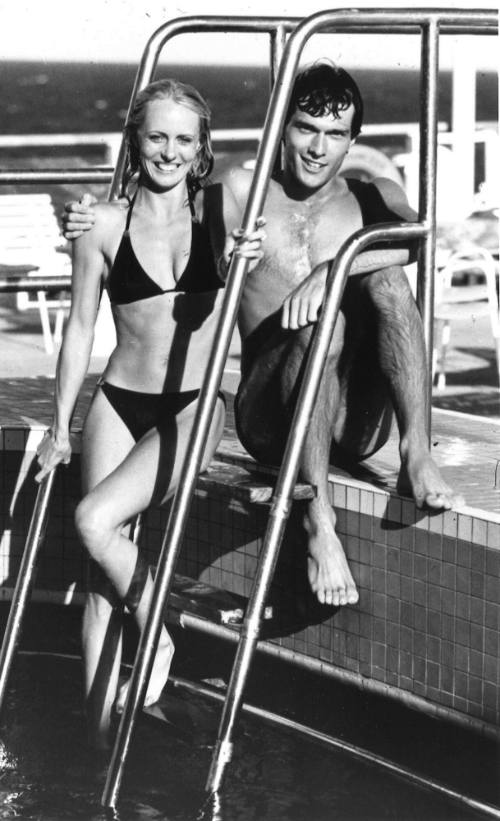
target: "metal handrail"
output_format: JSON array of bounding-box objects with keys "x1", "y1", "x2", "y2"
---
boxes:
[
  {"x1": 100, "y1": 6, "x2": 498, "y2": 810},
  {"x1": 0, "y1": 277, "x2": 71, "y2": 293},
  {"x1": 0, "y1": 471, "x2": 57, "y2": 714},
  {"x1": 206, "y1": 222, "x2": 428, "y2": 793},
  {"x1": 107, "y1": 10, "x2": 496, "y2": 197},
  {"x1": 0, "y1": 169, "x2": 113, "y2": 185}
]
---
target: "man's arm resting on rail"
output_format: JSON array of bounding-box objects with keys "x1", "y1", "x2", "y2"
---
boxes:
[
  {"x1": 281, "y1": 246, "x2": 417, "y2": 330},
  {"x1": 362, "y1": 176, "x2": 419, "y2": 265},
  {"x1": 281, "y1": 178, "x2": 418, "y2": 330}
]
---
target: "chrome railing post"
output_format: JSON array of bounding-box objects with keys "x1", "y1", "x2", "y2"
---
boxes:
[
  {"x1": 417, "y1": 17, "x2": 441, "y2": 434},
  {"x1": 108, "y1": 16, "x2": 301, "y2": 199},
  {"x1": 204, "y1": 5, "x2": 497, "y2": 798},
  {"x1": 270, "y1": 24, "x2": 288, "y2": 86},
  {"x1": 101, "y1": 21, "x2": 307, "y2": 810},
  {"x1": 270, "y1": 24, "x2": 288, "y2": 172},
  {"x1": 0, "y1": 470, "x2": 57, "y2": 714},
  {"x1": 205, "y1": 221, "x2": 427, "y2": 794}
]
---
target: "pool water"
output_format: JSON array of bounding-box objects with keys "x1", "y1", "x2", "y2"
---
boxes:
[{"x1": 0, "y1": 650, "x2": 495, "y2": 821}]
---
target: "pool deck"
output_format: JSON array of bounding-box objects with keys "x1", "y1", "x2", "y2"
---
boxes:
[{"x1": 1, "y1": 295, "x2": 499, "y2": 517}]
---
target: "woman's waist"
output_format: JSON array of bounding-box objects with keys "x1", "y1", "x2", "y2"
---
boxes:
[{"x1": 104, "y1": 347, "x2": 211, "y2": 393}]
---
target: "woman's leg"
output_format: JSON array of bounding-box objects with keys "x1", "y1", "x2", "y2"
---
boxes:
[
  {"x1": 80, "y1": 387, "x2": 136, "y2": 748},
  {"x1": 78, "y1": 391, "x2": 226, "y2": 740},
  {"x1": 114, "y1": 393, "x2": 226, "y2": 712}
]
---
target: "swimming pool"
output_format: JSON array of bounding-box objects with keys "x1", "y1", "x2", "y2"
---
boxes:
[{"x1": 0, "y1": 605, "x2": 497, "y2": 821}]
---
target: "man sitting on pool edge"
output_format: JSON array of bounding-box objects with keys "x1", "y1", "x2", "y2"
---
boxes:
[{"x1": 63, "y1": 62, "x2": 464, "y2": 610}]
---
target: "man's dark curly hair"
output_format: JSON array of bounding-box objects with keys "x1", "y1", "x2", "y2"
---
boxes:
[{"x1": 286, "y1": 62, "x2": 363, "y2": 138}]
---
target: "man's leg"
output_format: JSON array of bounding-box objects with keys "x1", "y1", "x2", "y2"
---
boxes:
[
  {"x1": 357, "y1": 265, "x2": 463, "y2": 509},
  {"x1": 237, "y1": 314, "x2": 359, "y2": 607}
]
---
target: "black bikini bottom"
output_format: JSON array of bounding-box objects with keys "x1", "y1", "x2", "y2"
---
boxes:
[{"x1": 98, "y1": 380, "x2": 225, "y2": 442}]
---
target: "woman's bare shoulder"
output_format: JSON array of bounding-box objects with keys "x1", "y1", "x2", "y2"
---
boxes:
[
  {"x1": 93, "y1": 200, "x2": 128, "y2": 230},
  {"x1": 78, "y1": 200, "x2": 128, "y2": 250}
]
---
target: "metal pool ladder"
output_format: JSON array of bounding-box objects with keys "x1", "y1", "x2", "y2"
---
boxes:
[
  {"x1": 100, "y1": 6, "x2": 497, "y2": 810},
  {"x1": 100, "y1": 7, "x2": 498, "y2": 809}
]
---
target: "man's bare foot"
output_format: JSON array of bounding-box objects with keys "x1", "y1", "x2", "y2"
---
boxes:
[
  {"x1": 397, "y1": 451, "x2": 465, "y2": 510},
  {"x1": 304, "y1": 501, "x2": 359, "y2": 607},
  {"x1": 116, "y1": 632, "x2": 174, "y2": 714}
]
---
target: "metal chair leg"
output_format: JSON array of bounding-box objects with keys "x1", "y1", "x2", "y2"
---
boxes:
[{"x1": 0, "y1": 469, "x2": 57, "y2": 714}]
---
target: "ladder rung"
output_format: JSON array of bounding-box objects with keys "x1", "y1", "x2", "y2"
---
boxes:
[
  {"x1": 196, "y1": 460, "x2": 316, "y2": 504},
  {"x1": 165, "y1": 573, "x2": 273, "y2": 625}
]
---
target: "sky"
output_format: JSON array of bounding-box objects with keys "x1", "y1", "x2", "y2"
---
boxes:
[{"x1": 0, "y1": 0, "x2": 498, "y2": 71}]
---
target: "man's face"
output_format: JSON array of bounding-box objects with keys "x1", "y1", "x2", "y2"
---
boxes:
[{"x1": 283, "y1": 103, "x2": 355, "y2": 190}]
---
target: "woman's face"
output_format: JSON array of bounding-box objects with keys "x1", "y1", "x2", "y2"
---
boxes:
[{"x1": 137, "y1": 97, "x2": 201, "y2": 191}]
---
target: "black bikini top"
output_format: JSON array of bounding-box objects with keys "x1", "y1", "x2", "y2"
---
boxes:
[{"x1": 107, "y1": 196, "x2": 222, "y2": 305}]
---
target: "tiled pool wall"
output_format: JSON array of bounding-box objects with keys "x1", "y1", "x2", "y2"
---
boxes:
[{"x1": 1, "y1": 426, "x2": 499, "y2": 732}]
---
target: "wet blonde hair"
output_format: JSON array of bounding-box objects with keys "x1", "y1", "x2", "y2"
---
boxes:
[{"x1": 122, "y1": 78, "x2": 214, "y2": 199}]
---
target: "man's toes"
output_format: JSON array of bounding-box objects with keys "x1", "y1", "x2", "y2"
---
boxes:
[
  {"x1": 307, "y1": 556, "x2": 319, "y2": 586},
  {"x1": 338, "y1": 589, "x2": 347, "y2": 606},
  {"x1": 413, "y1": 491, "x2": 426, "y2": 509},
  {"x1": 347, "y1": 587, "x2": 359, "y2": 605},
  {"x1": 425, "y1": 491, "x2": 455, "y2": 510}
]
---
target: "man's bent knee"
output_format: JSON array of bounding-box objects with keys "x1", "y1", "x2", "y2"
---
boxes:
[{"x1": 362, "y1": 264, "x2": 414, "y2": 305}]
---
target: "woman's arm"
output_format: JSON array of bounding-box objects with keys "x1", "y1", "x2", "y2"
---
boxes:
[{"x1": 36, "y1": 210, "x2": 109, "y2": 480}]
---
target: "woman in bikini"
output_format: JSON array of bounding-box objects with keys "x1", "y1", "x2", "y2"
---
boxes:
[{"x1": 35, "y1": 78, "x2": 264, "y2": 748}]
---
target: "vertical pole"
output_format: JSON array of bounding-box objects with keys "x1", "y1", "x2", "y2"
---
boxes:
[
  {"x1": 417, "y1": 18, "x2": 440, "y2": 437},
  {"x1": 101, "y1": 20, "x2": 306, "y2": 811},
  {"x1": 270, "y1": 25, "x2": 288, "y2": 174},
  {"x1": 101, "y1": 250, "x2": 255, "y2": 810},
  {"x1": 0, "y1": 470, "x2": 57, "y2": 713},
  {"x1": 270, "y1": 24, "x2": 287, "y2": 86},
  {"x1": 206, "y1": 223, "x2": 373, "y2": 793}
]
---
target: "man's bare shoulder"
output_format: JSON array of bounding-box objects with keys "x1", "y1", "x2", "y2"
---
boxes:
[
  {"x1": 371, "y1": 176, "x2": 417, "y2": 221},
  {"x1": 216, "y1": 166, "x2": 254, "y2": 208},
  {"x1": 371, "y1": 176, "x2": 412, "y2": 207}
]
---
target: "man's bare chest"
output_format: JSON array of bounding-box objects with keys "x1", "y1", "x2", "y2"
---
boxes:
[{"x1": 263, "y1": 190, "x2": 364, "y2": 272}]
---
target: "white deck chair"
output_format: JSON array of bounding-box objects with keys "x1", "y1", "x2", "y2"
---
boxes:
[
  {"x1": 0, "y1": 193, "x2": 71, "y2": 354},
  {"x1": 433, "y1": 245, "x2": 499, "y2": 389}
]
